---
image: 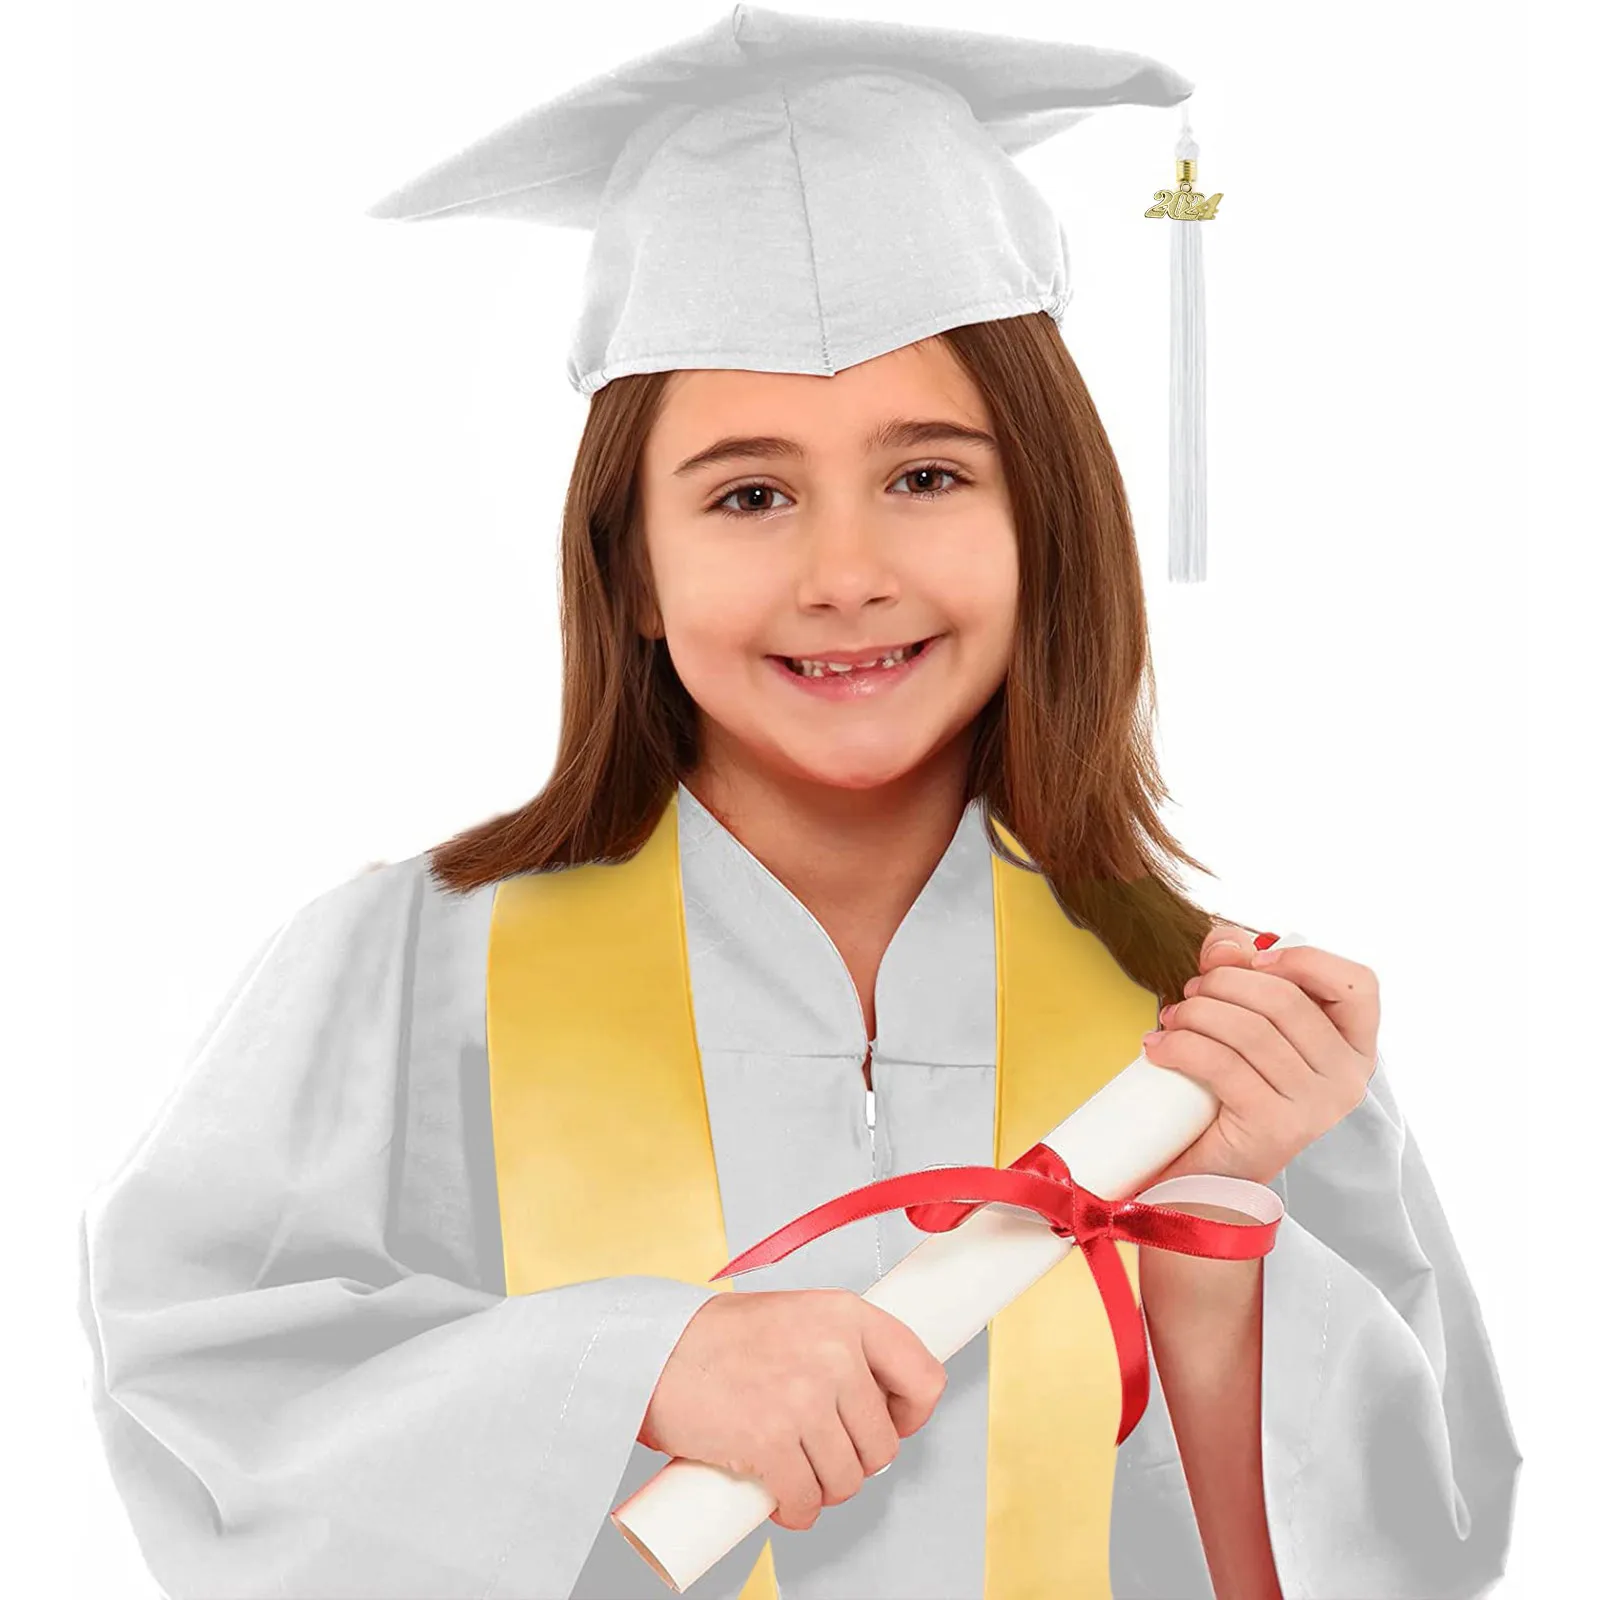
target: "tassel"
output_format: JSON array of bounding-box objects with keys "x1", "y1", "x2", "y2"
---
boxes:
[{"x1": 1147, "y1": 107, "x2": 1222, "y2": 583}]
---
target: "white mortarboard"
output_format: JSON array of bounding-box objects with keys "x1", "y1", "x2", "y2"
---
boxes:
[{"x1": 366, "y1": 3, "x2": 1220, "y2": 582}]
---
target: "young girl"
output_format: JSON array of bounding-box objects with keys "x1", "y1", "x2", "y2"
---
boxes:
[{"x1": 78, "y1": 9, "x2": 1520, "y2": 1600}]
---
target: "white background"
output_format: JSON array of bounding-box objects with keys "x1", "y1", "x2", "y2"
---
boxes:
[{"x1": 13, "y1": 0, "x2": 1591, "y2": 1593}]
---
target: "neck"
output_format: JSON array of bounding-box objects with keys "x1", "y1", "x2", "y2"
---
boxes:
[{"x1": 680, "y1": 736, "x2": 975, "y2": 938}]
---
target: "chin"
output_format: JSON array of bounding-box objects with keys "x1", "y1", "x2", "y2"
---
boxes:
[
  {"x1": 698, "y1": 705, "x2": 962, "y2": 794},
  {"x1": 773, "y1": 748, "x2": 931, "y2": 793}
]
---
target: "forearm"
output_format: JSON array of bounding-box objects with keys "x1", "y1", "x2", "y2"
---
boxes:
[{"x1": 1139, "y1": 1215, "x2": 1284, "y2": 1600}]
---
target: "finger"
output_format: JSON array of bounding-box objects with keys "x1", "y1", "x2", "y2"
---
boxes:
[
  {"x1": 1201, "y1": 920, "x2": 1266, "y2": 968},
  {"x1": 1248, "y1": 940, "x2": 1380, "y2": 1060},
  {"x1": 1199, "y1": 924, "x2": 1379, "y2": 1066},
  {"x1": 1156, "y1": 993, "x2": 1316, "y2": 1100},
  {"x1": 764, "y1": 1436, "x2": 825, "y2": 1530},
  {"x1": 1144, "y1": 1026, "x2": 1287, "y2": 1119},
  {"x1": 835, "y1": 1363, "x2": 903, "y2": 1477},
  {"x1": 1177, "y1": 963, "x2": 1359, "y2": 1086},
  {"x1": 1138, "y1": 922, "x2": 1262, "y2": 1015},
  {"x1": 799, "y1": 1406, "x2": 868, "y2": 1510},
  {"x1": 857, "y1": 1307, "x2": 947, "y2": 1438}
]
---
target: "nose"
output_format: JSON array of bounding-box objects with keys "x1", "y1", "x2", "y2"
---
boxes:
[{"x1": 793, "y1": 504, "x2": 901, "y2": 614}]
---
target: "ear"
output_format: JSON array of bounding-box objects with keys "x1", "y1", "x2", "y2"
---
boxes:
[
  {"x1": 606, "y1": 507, "x2": 659, "y2": 642},
  {"x1": 630, "y1": 552, "x2": 665, "y2": 641}
]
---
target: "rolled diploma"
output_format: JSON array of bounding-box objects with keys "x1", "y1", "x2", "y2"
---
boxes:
[{"x1": 610, "y1": 1030, "x2": 1292, "y2": 1594}]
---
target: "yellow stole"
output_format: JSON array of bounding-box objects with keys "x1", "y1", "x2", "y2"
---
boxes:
[{"x1": 487, "y1": 790, "x2": 1159, "y2": 1598}]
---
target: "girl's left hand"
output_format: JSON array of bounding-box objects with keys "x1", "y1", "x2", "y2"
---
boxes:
[{"x1": 1140, "y1": 923, "x2": 1381, "y2": 1189}]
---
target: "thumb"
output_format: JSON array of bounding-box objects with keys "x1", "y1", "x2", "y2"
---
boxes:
[{"x1": 1201, "y1": 920, "x2": 1270, "y2": 970}]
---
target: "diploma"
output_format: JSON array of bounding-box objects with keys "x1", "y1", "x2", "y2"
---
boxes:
[{"x1": 610, "y1": 936, "x2": 1301, "y2": 1593}]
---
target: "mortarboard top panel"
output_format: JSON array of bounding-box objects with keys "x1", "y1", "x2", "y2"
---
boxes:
[{"x1": 364, "y1": 3, "x2": 1193, "y2": 398}]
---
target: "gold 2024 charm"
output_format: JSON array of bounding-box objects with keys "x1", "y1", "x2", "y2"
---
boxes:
[{"x1": 1146, "y1": 158, "x2": 1222, "y2": 221}]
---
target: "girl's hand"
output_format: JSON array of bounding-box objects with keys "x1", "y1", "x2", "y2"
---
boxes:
[{"x1": 1140, "y1": 924, "x2": 1380, "y2": 1189}]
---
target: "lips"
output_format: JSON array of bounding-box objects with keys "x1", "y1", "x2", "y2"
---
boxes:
[
  {"x1": 773, "y1": 636, "x2": 937, "y2": 673},
  {"x1": 768, "y1": 633, "x2": 942, "y2": 696}
]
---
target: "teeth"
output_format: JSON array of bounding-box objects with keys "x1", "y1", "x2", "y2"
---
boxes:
[{"x1": 791, "y1": 644, "x2": 915, "y2": 678}]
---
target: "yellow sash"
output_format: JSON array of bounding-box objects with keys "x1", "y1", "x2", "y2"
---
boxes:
[{"x1": 487, "y1": 791, "x2": 1158, "y2": 1598}]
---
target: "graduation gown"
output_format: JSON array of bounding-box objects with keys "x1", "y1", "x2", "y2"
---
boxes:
[{"x1": 77, "y1": 782, "x2": 1522, "y2": 1599}]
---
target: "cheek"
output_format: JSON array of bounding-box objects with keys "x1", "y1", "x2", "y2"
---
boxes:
[
  {"x1": 937, "y1": 541, "x2": 1018, "y2": 641},
  {"x1": 658, "y1": 580, "x2": 780, "y2": 696},
  {"x1": 950, "y1": 557, "x2": 1019, "y2": 693},
  {"x1": 657, "y1": 555, "x2": 771, "y2": 645}
]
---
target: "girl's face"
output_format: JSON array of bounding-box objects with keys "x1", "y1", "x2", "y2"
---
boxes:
[{"x1": 638, "y1": 337, "x2": 1018, "y2": 795}]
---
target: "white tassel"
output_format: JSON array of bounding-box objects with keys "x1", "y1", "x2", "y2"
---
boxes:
[{"x1": 1168, "y1": 111, "x2": 1209, "y2": 583}]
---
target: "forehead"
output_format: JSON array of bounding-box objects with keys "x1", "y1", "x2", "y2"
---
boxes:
[{"x1": 644, "y1": 337, "x2": 989, "y2": 463}]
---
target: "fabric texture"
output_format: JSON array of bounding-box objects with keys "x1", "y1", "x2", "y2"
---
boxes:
[
  {"x1": 363, "y1": 3, "x2": 1190, "y2": 398},
  {"x1": 77, "y1": 857, "x2": 717, "y2": 1599},
  {"x1": 77, "y1": 784, "x2": 1522, "y2": 1597}
]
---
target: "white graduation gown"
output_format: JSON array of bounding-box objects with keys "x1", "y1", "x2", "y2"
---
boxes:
[{"x1": 77, "y1": 782, "x2": 1522, "y2": 1599}]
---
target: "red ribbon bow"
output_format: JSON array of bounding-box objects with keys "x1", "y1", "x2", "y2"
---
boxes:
[{"x1": 712, "y1": 1141, "x2": 1280, "y2": 1444}]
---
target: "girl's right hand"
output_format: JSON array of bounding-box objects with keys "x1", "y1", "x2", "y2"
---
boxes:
[{"x1": 637, "y1": 1287, "x2": 949, "y2": 1530}]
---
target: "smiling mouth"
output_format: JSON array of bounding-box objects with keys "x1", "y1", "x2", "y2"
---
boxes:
[{"x1": 774, "y1": 637, "x2": 937, "y2": 676}]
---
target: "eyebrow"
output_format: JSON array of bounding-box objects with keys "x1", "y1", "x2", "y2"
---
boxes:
[{"x1": 672, "y1": 417, "x2": 999, "y2": 477}]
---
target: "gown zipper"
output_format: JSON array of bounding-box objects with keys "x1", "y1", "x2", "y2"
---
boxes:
[
  {"x1": 865, "y1": 1039, "x2": 881, "y2": 1278},
  {"x1": 679, "y1": 790, "x2": 889, "y2": 1289},
  {"x1": 864, "y1": 1039, "x2": 877, "y2": 1155}
]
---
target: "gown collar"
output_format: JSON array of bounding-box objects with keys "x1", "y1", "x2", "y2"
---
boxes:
[{"x1": 673, "y1": 780, "x2": 999, "y2": 1067}]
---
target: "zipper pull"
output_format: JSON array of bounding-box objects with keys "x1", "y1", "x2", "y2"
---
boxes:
[{"x1": 864, "y1": 1086, "x2": 876, "y2": 1130}]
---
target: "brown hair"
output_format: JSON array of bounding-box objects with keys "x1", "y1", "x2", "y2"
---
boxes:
[{"x1": 425, "y1": 311, "x2": 1257, "y2": 1009}]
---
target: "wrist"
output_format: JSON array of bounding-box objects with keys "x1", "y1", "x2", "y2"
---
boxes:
[
  {"x1": 1142, "y1": 1148, "x2": 1281, "y2": 1192},
  {"x1": 1137, "y1": 1181, "x2": 1270, "y2": 1311}
]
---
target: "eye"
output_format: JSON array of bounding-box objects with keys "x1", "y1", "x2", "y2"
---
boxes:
[
  {"x1": 709, "y1": 462, "x2": 972, "y2": 518},
  {"x1": 889, "y1": 464, "x2": 969, "y2": 498},
  {"x1": 711, "y1": 482, "x2": 796, "y2": 517}
]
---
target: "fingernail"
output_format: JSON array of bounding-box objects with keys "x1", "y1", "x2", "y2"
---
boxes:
[
  {"x1": 1158, "y1": 1004, "x2": 1176, "y2": 1023},
  {"x1": 1209, "y1": 939, "x2": 1243, "y2": 959},
  {"x1": 1252, "y1": 946, "x2": 1282, "y2": 965},
  {"x1": 1142, "y1": 1030, "x2": 1163, "y2": 1047}
]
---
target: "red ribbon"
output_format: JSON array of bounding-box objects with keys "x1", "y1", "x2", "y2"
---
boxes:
[{"x1": 711, "y1": 1141, "x2": 1280, "y2": 1445}]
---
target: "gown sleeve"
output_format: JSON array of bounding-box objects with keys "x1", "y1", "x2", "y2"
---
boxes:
[
  {"x1": 76, "y1": 857, "x2": 720, "y2": 1600},
  {"x1": 1111, "y1": 1047, "x2": 1524, "y2": 1600}
]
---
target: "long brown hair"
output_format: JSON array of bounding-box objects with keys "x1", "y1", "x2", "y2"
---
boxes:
[{"x1": 426, "y1": 311, "x2": 1256, "y2": 1009}]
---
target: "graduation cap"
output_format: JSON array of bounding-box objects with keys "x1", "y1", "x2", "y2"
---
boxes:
[{"x1": 366, "y1": 3, "x2": 1220, "y2": 582}]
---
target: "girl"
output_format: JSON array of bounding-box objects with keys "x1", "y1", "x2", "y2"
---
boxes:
[{"x1": 78, "y1": 9, "x2": 1520, "y2": 1600}]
